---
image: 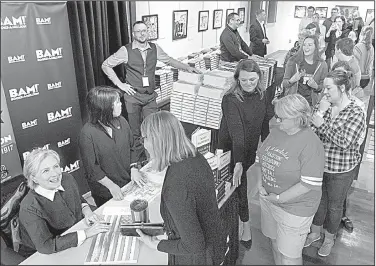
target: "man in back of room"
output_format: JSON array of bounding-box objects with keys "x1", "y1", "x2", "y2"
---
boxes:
[
  {"x1": 220, "y1": 12, "x2": 254, "y2": 62},
  {"x1": 102, "y1": 21, "x2": 200, "y2": 161},
  {"x1": 249, "y1": 9, "x2": 269, "y2": 57},
  {"x1": 299, "y1": 6, "x2": 315, "y2": 32}
]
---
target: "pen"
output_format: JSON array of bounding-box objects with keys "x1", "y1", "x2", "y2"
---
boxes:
[{"x1": 99, "y1": 222, "x2": 112, "y2": 225}]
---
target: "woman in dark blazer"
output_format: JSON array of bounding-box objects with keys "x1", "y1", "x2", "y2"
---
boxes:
[{"x1": 136, "y1": 111, "x2": 226, "y2": 265}]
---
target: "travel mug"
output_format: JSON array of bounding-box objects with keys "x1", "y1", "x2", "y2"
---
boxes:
[{"x1": 130, "y1": 199, "x2": 149, "y2": 223}]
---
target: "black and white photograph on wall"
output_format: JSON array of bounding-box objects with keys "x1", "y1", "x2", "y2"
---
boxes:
[
  {"x1": 198, "y1": 10, "x2": 209, "y2": 32},
  {"x1": 172, "y1": 10, "x2": 188, "y2": 40},
  {"x1": 365, "y1": 9, "x2": 374, "y2": 23},
  {"x1": 238, "y1": 7, "x2": 245, "y2": 24},
  {"x1": 213, "y1": 9, "x2": 223, "y2": 29},
  {"x1": 315, "y1": 7, "x2": 328, "y2": 19},
  {"x1": 336, "y1": 5, "x2": 359, "y2": 20},
  {"x1": 294, "y1": 6, "x2": 306, "y2": 18},
  {"x1": 226, "y1": 8, "x2": 234, "y2": 18},
  {"x1": 142, "y1": 14, "x2": 158, "y2": 41}
]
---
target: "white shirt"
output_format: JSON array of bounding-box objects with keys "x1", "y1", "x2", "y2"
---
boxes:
[{"x1": 34, "y1": 185, "x2": 88, "y2": 246}]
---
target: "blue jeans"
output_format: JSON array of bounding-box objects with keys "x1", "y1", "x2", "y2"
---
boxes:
[{"x1": 312, "y1": 168, "x2": 356, "y2": 234}]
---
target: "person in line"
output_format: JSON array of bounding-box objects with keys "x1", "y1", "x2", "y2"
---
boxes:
[
  {"x1": 220, "y1": 13, "x2": 254, "y2": 62},
  {"x1": 299, "y1": 6, "x2": 315, "y2": 32},
  {"x1": 335, "y1": 37, "x2": 361, "y2": 93},
  {"x1": 136, "y1": 111, "x2": 226, "y2": 265},
  {"x1": 79, "y1": 86, "x2": 134, "y2": 207},
  {"x1": 322, "y1": 7, "x2": 339, "y2": 63},
  {"x1": 306, "y1": 22, "x2": 326, "y2": 59},
  {"x1": 305, "y1": 70, "x2": 366, "y2": 257},
  {"x1": 249, "y1": 9, "x2": 269, "y2": 57},
  {"x1": 283, "y1": 29, "x2": 311, "y2": 70},
  {"x1": 325, "y1": 15, "x2": 350, "y2": 69},
  {"x1": 253, "y1": 94, "x2": 325, "y2": 265},
  {"x1": 19, "y1": 148, "x2": 109, "y2": 255},
  {"x1": 312, "y1": 13, "x2": 327, "y2": 42},
  {"x1": 283, "y1": 35, "x2": 328, "y2": 106},
  {"x1": 350, "y1": 10, "x2": 365, "y2": 44},
  {"x1": 354, "y1": 26, "x2": 374, "y2": 90},
  {"x1": 102, "y1": 21, "x2": 200, "y2": 161},
  {"x1": 218, "y1": 59, "x2": 274, "y2": 249}
]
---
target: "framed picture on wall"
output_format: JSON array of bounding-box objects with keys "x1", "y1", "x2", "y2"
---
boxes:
[
  {"x1": 238, "y1": 7, "x2": 245, "y2": 24},
  {"x1": 294, "y1": 6, "x2": 306, "y2": 18},
  {"x1": 198, "y1": 10, "x2": 209, "y2": 32},
  {"x1": 335, "y1": 5, "x2": 358, "y2": 20},
  {"x1": 315, "y1": 7, "x2": 328, "y2": 19},
  {"x1": 142, "y1": 14, "x2": 159, "y2": 41},
  {"x1": 213, "y1": 9, "x2": 223, "y2": 29},
  {"x1": 172, "y1": 10, "x2": 188, "y2": 40},
  {"x1": 226, "y1": 8, "x2": 234, "y2": 19},
  {"x1": 365, "y1": 9, "x2": 374, "y2": 24}
]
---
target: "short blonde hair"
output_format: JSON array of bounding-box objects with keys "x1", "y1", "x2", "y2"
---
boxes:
[
  {"x1": 274, "y1": 94, "x2": 311, "y2": 128},
  {"x1": 23, "y1": 148, "x2": 60, "y2": 190},
  {"x1": 140, "y1": 111, "x2": 196, "y2": 171}
]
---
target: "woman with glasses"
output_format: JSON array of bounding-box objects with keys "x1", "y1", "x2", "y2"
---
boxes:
[
  {"x1": 283, "y1": 35, "x2": 328, "y2": 106},
  {"x1": 218, "y1": 59, "x2": 274, "y2": 249},
  {"x1": 135, "y1": 111, "x2": 226, "y2": 265},
  {"x1": 305, "y1": 70, "x2": 366, "y2": 257},
  {"x1": 253, "y1": 94, "x2": 325, "y2": 265},
  {"x1": 79, "y1": 86, "x2": 134, "y2": 207}
]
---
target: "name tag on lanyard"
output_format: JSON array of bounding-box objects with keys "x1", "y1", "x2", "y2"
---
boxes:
[{"x1": 142, "y1": 50, "x2": 149, "y2": 87}]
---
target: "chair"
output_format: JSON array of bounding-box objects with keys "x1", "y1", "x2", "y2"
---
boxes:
[{"x1": 1, "y1": 181, "x2": 29, "y2": 265}]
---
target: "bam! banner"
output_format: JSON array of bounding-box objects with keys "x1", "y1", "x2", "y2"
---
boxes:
[
  {"x1": 1, "y1": 2, "x2": 89, "y2": 193},
  {"x1": 1, "y1": 82, "x2": 23, "y2": 184}
]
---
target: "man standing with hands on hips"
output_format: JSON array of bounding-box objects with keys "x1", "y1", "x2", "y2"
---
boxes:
[
  {"x1": 102, "y1": 21, "x2": 200, "y2": 161},
  {"x1": 249, "y1": 9, "x2": 269, "y2": 57}
]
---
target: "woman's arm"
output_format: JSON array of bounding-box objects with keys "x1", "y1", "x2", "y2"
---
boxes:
[{"x1": 19, "y1": 209, "x2": 79, "y2": 254}]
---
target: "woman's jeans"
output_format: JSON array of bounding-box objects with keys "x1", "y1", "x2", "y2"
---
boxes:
[{"x1": 312, "y1": 168, "x2": 356, "y2": 234}]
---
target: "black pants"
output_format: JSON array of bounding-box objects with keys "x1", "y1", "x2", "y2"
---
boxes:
[{"x1": 124, "y1": 91, "x2": 158, "y2": 162}]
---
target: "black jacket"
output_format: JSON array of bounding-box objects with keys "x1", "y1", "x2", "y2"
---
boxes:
[{"x1": 249, "y1": 19, "x2": 267, "y2": 57}]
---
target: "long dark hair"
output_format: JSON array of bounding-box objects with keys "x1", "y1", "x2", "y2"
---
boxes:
[
  {"x1": 87, "y1": 86, "x2": 121, "y2": 126},
  {"x1": 290, "y1": 35, "x2": 322, "y2": 70},
  {"x1": 225, "y1": 59, "x2": 264, "y2": 102}
]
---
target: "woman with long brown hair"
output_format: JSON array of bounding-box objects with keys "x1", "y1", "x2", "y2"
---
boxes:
[{"x1": 218, "y1": 59, "x2": 274, "y2": 249}]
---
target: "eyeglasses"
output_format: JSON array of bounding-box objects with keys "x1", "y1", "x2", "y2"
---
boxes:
[
  {"x1": 274, "y1": 114, "x2": 282, "y2": 123},
  {"x1": 134, "y1": 30, "x2": 147, "y2": 34}
]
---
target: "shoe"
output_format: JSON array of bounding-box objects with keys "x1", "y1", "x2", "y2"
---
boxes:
[
  {"x1": 318, "y1": 240, "x2": 334, "y2": 257},
  {"x1": 304, "y1": 233, "x2": 321, "y2": 247},
  {"x1": 341, "y1": 217, "x2": 354, "y2": 233},
  {"x1": 240, "y1": 239, "x2": 252, "y2": 250}
]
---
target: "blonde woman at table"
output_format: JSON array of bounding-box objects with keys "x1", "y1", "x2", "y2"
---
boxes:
[
  {"x1": 136, "y1": 111, "x2": 226, "y2": 265},
  {"x1": 254, "y1": 94, "x2": 325, "y2": 265},
  {"x1": 18, "y1": 148, "x2": 109, "y2": 256}
]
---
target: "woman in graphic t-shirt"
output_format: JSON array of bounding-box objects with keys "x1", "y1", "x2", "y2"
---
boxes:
[
  {"x1": 252, "y1": 94, "x2": 325, "y2": 265},
  {"x1": 283, "y1": 35, "x2": 328, "y2": 106}
]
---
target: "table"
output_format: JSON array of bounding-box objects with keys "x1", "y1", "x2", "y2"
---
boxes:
[{"x1": 21, "y1": 183, "x2": 238, "y2": 265}]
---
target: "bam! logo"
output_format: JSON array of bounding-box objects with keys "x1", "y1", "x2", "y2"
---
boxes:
[
  {"x1": 47, "y1": 107, "x2": 73, "y2": 123},
  {"x1": 21, "y1": 119, "x2": 38, "y2": 129},
  {"x1": 22, "y1": 143, "x2": 50, "y2": 160},
  {"x1": 1, "y1": 16, "x2": 26, "y2": 30},
  {"x1": 8, "y1": 54, "x2": 25, "y2": 64},
  {"x1": 47, "y1": 81, "x2": 62, "y2": 90},
  {"x1": 1, "y1": 165, "x2": 9, "y2": 180},
  {"x1": 9, "y1": 84, "x2": 39, "y2": 101},
  {"x1": 36, "y1": 17, "x2": 51, "y2": 25},
  {"x1": 36, "y1": 47, "x2": 62, "y2": 61},
  {"x1": 62, "y1": 160, "x2": 80, "y2": 173},
  {"x1": 57, "y1": 137, "x2": 70, "y2": 148}
]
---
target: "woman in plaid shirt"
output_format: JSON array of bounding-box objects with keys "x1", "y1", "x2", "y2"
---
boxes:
[{"x1": 304, "y1": 70, "x2": 366, "y2": 257}]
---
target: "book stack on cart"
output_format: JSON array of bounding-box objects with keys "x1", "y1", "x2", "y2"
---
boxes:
[{"x1": 154, "y1": 69, "x2": 173, "y2": 104}]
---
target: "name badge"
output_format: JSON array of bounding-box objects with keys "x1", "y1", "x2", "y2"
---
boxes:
[{"x1": 142, "y1": 76, "x2": 149, "y2": 87}]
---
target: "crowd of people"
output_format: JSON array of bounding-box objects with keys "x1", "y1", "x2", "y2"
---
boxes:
[{"x1": 15, "y1": 5, "x2": 374, "y2": 266}]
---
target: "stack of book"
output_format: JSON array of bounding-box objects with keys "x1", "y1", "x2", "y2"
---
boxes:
[
  {"x1": 202, "y1": 69, "x2": 234, "y2": 89},
  {"x1": 187, "y1": 52, "x2": 200, "y2": 60},
  {"x1": 178, "y1": 71, "x2": 203, "y2": 84},
  {"x1": 203, "y1": 52, "x2": 220, "y2": 70},
  {"x1": 187, "y1": 57, "x2": 206, "y2": 70},
  {"x1": 155, "y1": 69, "x2": 173, "y2": 104},
  {"x1": 191, "y1": 128, "x2": 211, "y2": 155}
]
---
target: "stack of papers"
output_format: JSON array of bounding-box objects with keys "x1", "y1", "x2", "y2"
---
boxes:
[{"x1": 178, "y1": 71, "x2": 204, "y2": 84}]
